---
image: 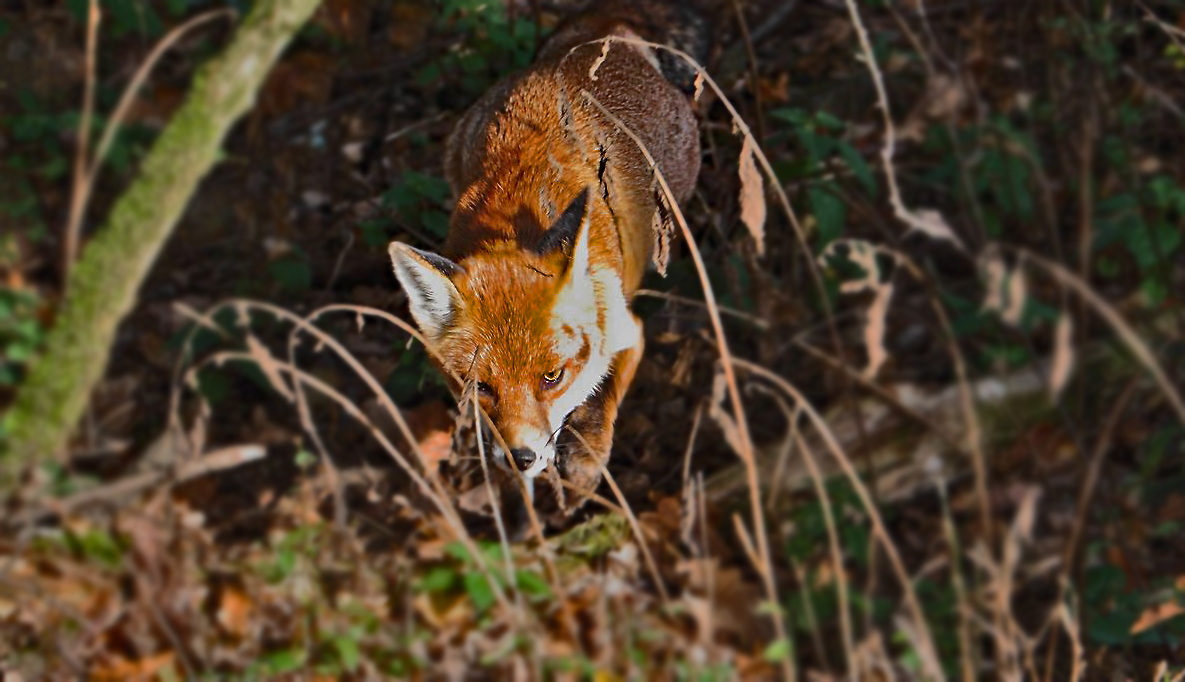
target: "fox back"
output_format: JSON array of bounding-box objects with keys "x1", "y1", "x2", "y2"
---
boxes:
[{"x1": 389, "y1": 2, "x2": 704, "y2": 510}]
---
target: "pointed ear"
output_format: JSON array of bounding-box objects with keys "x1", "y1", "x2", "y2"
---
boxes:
[
  {"x1": 534, "y1": 186, "x2": 592, "y2": 259},
  {"x1": 388, "y1": 242, "x2": 463, "y2": 339}
]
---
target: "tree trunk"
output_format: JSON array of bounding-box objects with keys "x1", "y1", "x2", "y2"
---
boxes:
[{"x1": 1, "y1": 0, "x2": 322, "y2": 489}]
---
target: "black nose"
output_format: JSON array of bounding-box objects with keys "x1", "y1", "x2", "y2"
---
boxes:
[{"x1": 510, "y1": 448, "x2": 536, "y2": 471}]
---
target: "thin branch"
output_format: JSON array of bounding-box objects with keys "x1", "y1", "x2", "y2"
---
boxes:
[
  {"x1": 64, "y1": 0, "x2": 100, "y2": 286},
  {"x1": 840, "y1": 0, "x2": 967, "y2": 252}
]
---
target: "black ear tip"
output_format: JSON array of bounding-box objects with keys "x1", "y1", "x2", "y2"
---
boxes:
[
  {"x1": 390, "y1": 241, "x2": 463, "y2": 278},
  {"x1": 533, "y1": 186, "x2": 594, "y2": 256},
  {"x1": 565, "y1": 186, "x2": 591, "y2": 220}
]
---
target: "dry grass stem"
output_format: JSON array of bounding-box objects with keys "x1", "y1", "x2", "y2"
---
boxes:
[
  {"x1": 579, "y1": 87, "x2": 793, "y2": 679},
  {"x1": 754, "y1": 383, "x2": 856, "y2": 670},
  {"x1": 64, "y1": 9, "x2": 235, "y2": 287},
  {"x1": 64, "y1": 0, "x2": 99, "y2": 286},
  {"x1": 173, "y1": 302, "x2": 516, "y2": 618},
  {"x1": 1014, "y1": 249, "x2": 1185, "y2": 423},
  {"x1": 571, "y1": 428, "x2": 669, "y2": 605},
  {"x1": 592, "y1": 33, "x2": 844, "y2": 365},
  {"x1": 731, "y1": 357, "x2": 945, "y2": 682},
  {"x1": 935, "y1": 475, "x2": 978, "y2": 681},
  {"x1": 839, "y1": 0, "x2": 966, "y2": 252}
]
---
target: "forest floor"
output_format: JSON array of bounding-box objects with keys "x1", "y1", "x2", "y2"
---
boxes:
[{"x1": 1, "y1": 0, "x2": 1184, "y2": 679}]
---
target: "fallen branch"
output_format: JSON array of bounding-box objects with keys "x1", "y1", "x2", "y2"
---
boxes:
[{"x1": 14, "y1": 444, "x2": 266, "y2": 524}]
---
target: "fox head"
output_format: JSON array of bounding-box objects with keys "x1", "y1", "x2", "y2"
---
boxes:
[{"x1": 388, "y1": 187, "x2": 640, "y2": 478}]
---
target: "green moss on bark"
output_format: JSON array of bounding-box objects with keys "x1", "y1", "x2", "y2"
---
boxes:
[{"x1": 1, "y1": 0, "x2": 322, "y2": 489}]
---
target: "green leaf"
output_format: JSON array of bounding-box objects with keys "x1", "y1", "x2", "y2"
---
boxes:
[
  {"x1": 261, "y1": 648, "x2": 306, "y2": 674},
  {"x1": 404, "y1": 171, "x2": 451, "y2": 205},
  {"x1": 769, "y1": 108, "x2": 808, "y2": 126},
  {"x1": 464, "y1": 572, "x2": 496, "y2": 613},
  {"x1": 196, "y1": 368, "x2": 230, "y2": 404},
  {"x1": 76, "y1": 529, "x2": 125, "y2": 568},
  {"x1": 294, "y1": 449, "x2": 317, "y2": 469},
  {"x1": 421, "y1": 209, "x2": 450, "y2": 238},
  {"x1": 268, "y1": 257, "x2": 312, "y2": 292},
  {"x1": 797, "y1": 130, "x2": 834, "y2": 163},
  {"x1": 762, "y1": 638, "x2": 791, "y2": 662},
  {"x1": 162, "y1": 0, "x2": 189, "y2": 17},
  {"x1": 808, "y1": 185, "x2": 845, "y2": 249},
  {"x1": 443, "y1": 540, "x2": 472, "y2": 564},
  {"x1": 265, "y1": 547, "x2": 297, "y2": 583},
  {"x1": 331, "y1": 634, "x2": 361, "y2": 672},
  {"x1": 419, "y1": 565, "x2": 458, "y2": 593},
  {"x1": 358, "y1": 218, "x2": 392, "y2": 247},
  {"x1": 515, "y1": 569, "x2": 552, "y2": 600},
  {"x1": 835, "y1": 139, "x2": 876, "y2": 196}
]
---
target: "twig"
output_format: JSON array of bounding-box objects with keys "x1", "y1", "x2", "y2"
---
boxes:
[
  {"x1": 473, "y1": 383, "x2": 524, "y2": 621},
  {"x1": 680, "y1": 402, "x2": 705, "y2": 492},
  {"x1": 174, "y1": 302, "x2": 516, "y2": 616},
  {"x1": 636, "y1": 288, "x2": 770, "y2": 330},
  {"x1": 64, "y1": 0, "x2": 99, "y2": 287},
  {"x1": 840, "y1": 0, "x2": 967, "y2": 252},
  {"x1": 288, "y1": 334, "x2": 349, "y2": 528},
  {"x1": 384, "y1": 112, "x2": 449, "y2": 144},
  {"x1": 324, "y1": 228, "x2": 354, "y2": 293},
  {"x1": 729, "y1": 0, "x2": 767, "y2": 141},
  {"x1": 15, "y1": 444, "x2": 266, "y2": 524},
  {"x1": 934, "y1": 474, "x2": 978, "y2": 681},
  {"x1": 66, "y1": 9, "x2": 236, "y2": 286}
]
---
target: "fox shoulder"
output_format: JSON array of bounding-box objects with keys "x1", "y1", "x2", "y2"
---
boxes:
[{"x1": 443, "y1": 2, "x2": 706, "y2": 210}]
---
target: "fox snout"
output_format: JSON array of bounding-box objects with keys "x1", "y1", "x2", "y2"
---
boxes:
[
  {"x1": 493, "y1": 420, "x2": 554, "y2": 478},
  {"x1": 509, "y1": 448, "x2": 537, "y2": 472}
]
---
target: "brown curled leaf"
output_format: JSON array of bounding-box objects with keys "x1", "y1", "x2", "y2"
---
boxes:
[{"x1": 738, "y1": 135, "x2": 766, "y2": 255}]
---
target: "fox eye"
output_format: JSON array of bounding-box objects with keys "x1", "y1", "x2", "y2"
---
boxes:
[
  {"x1": 541, "y1": 367, "x2": 565, "y2": 388},
  {"x1": 476, "y1": 381, "x2": 495, "y2": 398}
]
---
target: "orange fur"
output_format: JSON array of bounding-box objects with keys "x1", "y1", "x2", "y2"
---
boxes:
[{"x1": 390, "y1": 4, "x2": 701, "y2": 517}]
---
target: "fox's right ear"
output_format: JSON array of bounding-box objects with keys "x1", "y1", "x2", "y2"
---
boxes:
[{"x1": 388, "y1": 242, "x2": 463, "y2": 339}]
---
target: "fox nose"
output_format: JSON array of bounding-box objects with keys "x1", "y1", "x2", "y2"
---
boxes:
[{"x1": 510, "y1": 448, "x2": 536, "y2": 472}]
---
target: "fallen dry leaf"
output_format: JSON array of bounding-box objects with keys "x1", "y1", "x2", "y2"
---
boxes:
[
  {"x1": 906, "y1": 208, "x2": 965, "y2": 250},
  {"x1": 1002, "y1": 266, "x2": 1028, "y2": 326},
  {"x1": 1049, "y1": 312, "x2": 1075, "y2": 398},
  {"x1": 738, "y1": 135, "x2": 766, "y2": 255},
  {"x1": 217, "y1": 584, "x2": 255, "y2": 638},
  {"x1": 589, "y1": 40, "x2": 611, "y2": 81},
  {"x1": 1130, "y1": 597, "x2": 1185, "y2": 635}
]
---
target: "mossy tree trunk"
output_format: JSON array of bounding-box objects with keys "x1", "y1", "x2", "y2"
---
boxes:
[{"x1": 1, "y1": 0, "x2": 322, "y2": 490}]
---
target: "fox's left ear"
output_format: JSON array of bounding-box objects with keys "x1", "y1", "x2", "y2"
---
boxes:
[{"x1": 388, "y1": 242, "x2": 463, "y2": 340}]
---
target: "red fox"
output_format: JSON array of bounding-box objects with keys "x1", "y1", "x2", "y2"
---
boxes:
[{"x1": 389, "y1": 2, "x2": 704, "y2": 514}]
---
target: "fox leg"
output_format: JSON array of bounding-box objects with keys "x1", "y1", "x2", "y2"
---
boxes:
[{"x1": 556, "y1": 315, "x2": 644, "y2": 513}]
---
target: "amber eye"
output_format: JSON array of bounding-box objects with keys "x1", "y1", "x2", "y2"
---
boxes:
[
  {"x1": 542, "y1": 367, "x2": 565, "y2": 388},
  {"x1": 476, "y1": 382, "x2": 495, "y2": 398}
]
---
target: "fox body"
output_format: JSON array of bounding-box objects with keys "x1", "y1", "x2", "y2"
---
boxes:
[{"x1": 389, "y1": 4, "x2": 702, "y2": 508}]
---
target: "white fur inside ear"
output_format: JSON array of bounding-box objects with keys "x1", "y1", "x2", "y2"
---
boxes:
[{"x1": 389, "y1": 242, "x2": 461, "y2": 339}]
